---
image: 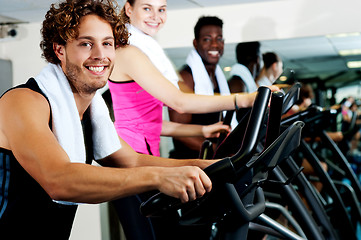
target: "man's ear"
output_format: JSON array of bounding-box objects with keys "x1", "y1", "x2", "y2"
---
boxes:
[
  {"x1": 53, "y1": 43, "x2": 65, "y2": 62},
  {"x1": 193, "y1": 39, "x2": 197, "y2": 49}
]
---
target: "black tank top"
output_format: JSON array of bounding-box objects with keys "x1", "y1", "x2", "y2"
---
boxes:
[{"x1": 0, "y1": 78, "x2": 92, "y2": 239}]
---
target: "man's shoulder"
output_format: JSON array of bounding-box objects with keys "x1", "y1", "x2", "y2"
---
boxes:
[
  {"x1": 179, "y1": 64, "x2": 192, "y2": 74},
  {"x1": 178, "y1": 64, "x2": 195, "y2": 90},
  {"x1": 228, "y1": 74, "x2": 243, "y2": 84},
  {"x1": 1, "y1": 79, "x2": 49, "y2": 109},
  {"x1": 228, "y1": 75, "x2": 247, "y2": 93}
]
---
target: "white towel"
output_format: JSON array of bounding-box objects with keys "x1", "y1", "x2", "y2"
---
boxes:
[
  {"x1": 257, "y1": 75, "x2": 273, "y2": 87},
  {"x1": 230, "y1": 63, "x2": 258, "y2": 93},
  {"x1": 186, "y1": 49, "x2": 238, "y2": 129},
  {"x1": 35, "y1": 64, "x2": 121, "y2": 205},
  {"x1": 127, "y1": 24, "x2": 179, "y2": 88},
  {"x1": 35, "y1": 64, "x2": 121, "y2": 163}
]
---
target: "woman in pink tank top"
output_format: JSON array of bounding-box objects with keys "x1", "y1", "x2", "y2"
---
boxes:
[{"x1": 108, "y1": 79, "x2": 164, "y2": 156}]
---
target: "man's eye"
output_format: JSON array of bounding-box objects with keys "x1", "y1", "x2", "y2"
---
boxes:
[{"x1": 81, "y1": 42, "x2": 92, "y2": 47}]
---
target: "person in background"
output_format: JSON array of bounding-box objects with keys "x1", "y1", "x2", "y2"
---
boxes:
[
  {"x1": 228, "y1": 41, "x2": 262, "y2": 93},
  {"x1": 341, "y1": 96, "x2": 357, "y2": 132},
  {"x1": 256, "y1": 52, "x2": 283, "y2": 87},
  {"x1": 285, "y1": 83, "x2": 314, "y2": 117},
  {"x1": 341, "y1": 97, "x2": 361, "y2": 155},
  {"x1": 168, "y1": 15, "x2": 238, "y2": 159},
  {"x1": 227, "y1": 41, "x2": 263, "y2": 122},
  {"x1": 0, "y1": 0, "x2": 216, "y2": 238}
]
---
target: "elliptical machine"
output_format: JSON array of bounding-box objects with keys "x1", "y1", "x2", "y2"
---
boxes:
[{"x1": 140, "y1": 87, "x2": 305, "y2": 240}]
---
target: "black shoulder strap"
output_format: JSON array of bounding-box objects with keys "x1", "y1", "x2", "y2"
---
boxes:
[
  {"x1": 2, "y1": 78, "x2": 45, "y2": 98},
  {"x1": 82, "y1": 108, "x2": 94, "y2": 164}
]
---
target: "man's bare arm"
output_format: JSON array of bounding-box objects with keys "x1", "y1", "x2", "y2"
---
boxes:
[{"x1": 0, "y1": 89, "x2": 212, "y2": 204}]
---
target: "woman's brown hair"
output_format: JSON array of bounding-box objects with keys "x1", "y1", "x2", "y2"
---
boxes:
[{"x1": 120, "y1": 0, "x2": 135, "y2": 24}]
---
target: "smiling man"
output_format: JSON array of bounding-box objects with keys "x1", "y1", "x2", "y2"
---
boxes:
[
  {"x1": 0, "y1": 0, "x2": 214, "y2": 239},
  {"x1": 169, "y1": 16, "x2": 237, "y2": 160}
]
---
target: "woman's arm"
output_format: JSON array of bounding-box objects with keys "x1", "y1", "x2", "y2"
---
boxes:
[
  {"x1": 161, "y1": 120, "x2": 230, "y2": 138},
  {"x1": 110, "y1": 46, "x2": 269, "y2": 114}
]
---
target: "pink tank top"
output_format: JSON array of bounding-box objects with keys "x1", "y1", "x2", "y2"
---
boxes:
[{"x1": 108, "y1": 80, "x2": 163, "y2": 156}]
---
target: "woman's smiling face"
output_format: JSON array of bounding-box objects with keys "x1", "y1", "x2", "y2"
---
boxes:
[{"x1": 125, "y1": 0, "x2": 167, "y2": 37}]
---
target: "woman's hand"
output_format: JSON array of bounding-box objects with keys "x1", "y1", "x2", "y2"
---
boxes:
[{"x1": 202, "y1": 121, "x2": 231, "y2": 138}]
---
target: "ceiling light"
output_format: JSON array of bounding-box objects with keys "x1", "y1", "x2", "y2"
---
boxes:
[
  {"x1": 223, "y1": 66, "x2": 232, "y2": 72},
  {"x1": 339, "y1": 49, "x2": 361, "y2": 56},
  {"x1": 347, "y1": 61, "x2": 361, "y2": 68},
  {"x1": 279, "y1": 76, "x2": 288, "y2": 82},
  {"x1": 326, "y1": 32, "x2": 360, "y2": 38}
]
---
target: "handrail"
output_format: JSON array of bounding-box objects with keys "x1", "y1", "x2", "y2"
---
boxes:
[{"x1": 282, "y1": 82, "x2": 301, "y2": 114}]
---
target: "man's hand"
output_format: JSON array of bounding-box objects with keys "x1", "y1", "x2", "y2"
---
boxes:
[{"x1": 157, "y1": 166, "x2": 212, "y2": 203}]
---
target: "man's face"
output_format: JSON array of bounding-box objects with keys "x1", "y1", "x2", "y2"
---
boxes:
[
  {"x1": 55, "y1": 14, "x2": 115, "y2": 96},
  {"x1": 193, "y1": 25, "x2": 224, "y2": 66}
]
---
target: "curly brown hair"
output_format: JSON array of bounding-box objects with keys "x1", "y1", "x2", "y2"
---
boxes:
[{"x1": 40, "y1": 0, "x2": 129, "y2": 64}]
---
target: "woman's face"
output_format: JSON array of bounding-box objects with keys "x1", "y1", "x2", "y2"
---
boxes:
[{"x1": 125, "y1": 0, "x2": 167, "y2": 37}]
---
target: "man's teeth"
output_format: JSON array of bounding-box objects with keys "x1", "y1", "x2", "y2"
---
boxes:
[
  {"x1": 209, "y1": 51, "x2": 219, "y2": 56},
  {"x1": 88, "y1": 66, "x2": 104, "y2": 72}
]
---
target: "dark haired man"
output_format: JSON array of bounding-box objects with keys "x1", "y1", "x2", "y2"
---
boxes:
[
  {"x1": 228, "y1": 41, "x2": 262, "y2": 93},
  {"x1": 0, "y1": 0, "x2": 213, "y2": 238},
  {"x1": 169, "y1": 16, "x2": 237, "y2": 159}
]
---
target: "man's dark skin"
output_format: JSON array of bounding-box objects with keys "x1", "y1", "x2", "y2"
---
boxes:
[{"x1": 169, "y1": 23, "x2": 225, "y2": 154}]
